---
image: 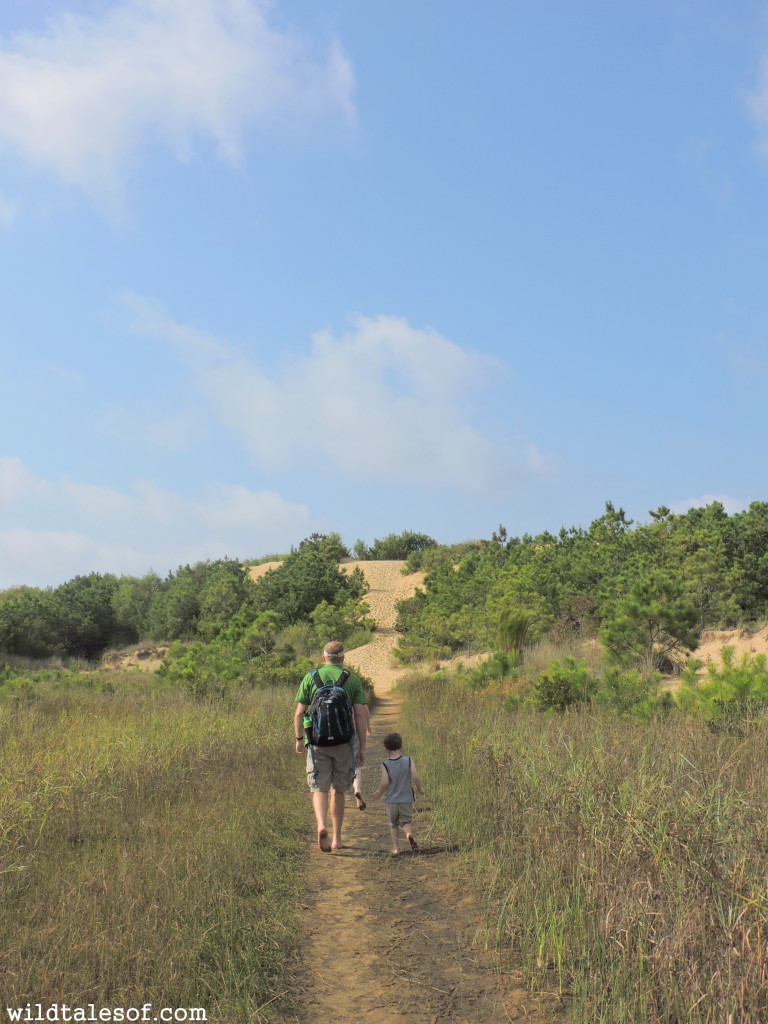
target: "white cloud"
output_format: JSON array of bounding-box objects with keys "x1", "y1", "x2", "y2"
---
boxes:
[
  {"x1": 0, "y1": 456, "x2": 51, "y2": 508},
  {"x1": 0, "y1": 458, "x2": 311, "y2": 587},
  {"x1": 669, "y1": 494, "x2": 748, "y2": 516},
  {"x1": 126, "y1": 298, "x2": 551, "y2": 495},
  {"x1": 0, "y1": 529, "x2": 150, "y2": 589},
  {"x1": 0, "y1": 0, "x2": 355, "y2": 196}
]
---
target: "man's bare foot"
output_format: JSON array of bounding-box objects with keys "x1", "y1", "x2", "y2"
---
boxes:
[
  {"x1": 391, "y1": 849, "x2": 401, "y2": 856},
  {"x1": 408, "y1": 834, "x2": 419, "y2": 851},
  {"x1": 331, "y1": 842, "x2": 347, "y2": 850},
  {"x1": 317, "y1": 829, "x2": 331, "y2": 853},
  {"x1": 354, "y1": 791, "x2": 366, "y2": 810}
]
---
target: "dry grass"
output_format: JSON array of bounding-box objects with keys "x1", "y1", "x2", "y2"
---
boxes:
[
  {"x1": 401, "y1": 673, "x2": 768, "y2": 1024},
  {"x1": 0, "y1": 682, "x2": 306, "y2": 1023}
]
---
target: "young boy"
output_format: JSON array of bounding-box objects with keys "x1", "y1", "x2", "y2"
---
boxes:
[{"x1": 371, "y1": 732, "x2": 424, "y2": 854}]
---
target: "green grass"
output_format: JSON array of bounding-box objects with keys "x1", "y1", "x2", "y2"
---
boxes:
[
  {"x1": 401, "y1": 672, "x2": 768, "y2": 1023},
  {"x1": 0, "y1": 680, "x2": 307, "y2": 1023}
]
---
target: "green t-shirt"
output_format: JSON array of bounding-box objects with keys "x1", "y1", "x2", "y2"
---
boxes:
[{"x1": 295, "y1": 664, "x2": 367, "y2": 708}]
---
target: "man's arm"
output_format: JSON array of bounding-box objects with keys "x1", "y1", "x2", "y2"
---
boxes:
[
  {"x1": 371, "y1": 763, "x2": 389, "y2": 801},
  {"x1": 410, "y1": 759, "x2": 424, "y2": 795},
  {"x1": 294, "y1": 703, "x2": 308, "y2": 755},
  {"x1": 353, "y1": 702, "x2": 367, "y2": 766}
]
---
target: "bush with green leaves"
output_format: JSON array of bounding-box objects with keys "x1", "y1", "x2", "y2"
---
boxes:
[
  {"x1": 592, "y1": 666, "x2": 669, "y2": 717},
  {"x1": 356, "y1": 530, "x2": 438, "y2": 561},
  {"x1": 251, "y1": 547, "x2": 364, "y2": 626},
  {"x1": 497, "y1": 605, "x2": 536, "y2": 656},
  {"x1": 297, "y1": 531, "x2": 350, "y2": 562},
  {"x1": 532, "y1": 657, "x2": 596, "y2": 711},
  {"x1": 677, "y1": 646, "x2": 768, "y2": 731},
  {"x1": 454, "y1": 651, "x2": 517, "y2": 692}
]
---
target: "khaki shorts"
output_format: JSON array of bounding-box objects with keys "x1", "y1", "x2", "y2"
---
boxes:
[
  {"x1": 386, "y1": 802, "x2": 413, "y2": 829},
  {"x1": 306, "y1": 743, "x2": 355, "y2": 793}
]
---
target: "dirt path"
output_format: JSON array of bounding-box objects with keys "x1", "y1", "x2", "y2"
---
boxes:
[
  {"x1": 294, "y1": 692, "x2": 568, "y2": 1024},
  {"x1": 340, "y1": 560, "x2": 426, "y2": 692},
  {"x1": 291, "y1": 560, "x2": 568, "y2": 1023}
]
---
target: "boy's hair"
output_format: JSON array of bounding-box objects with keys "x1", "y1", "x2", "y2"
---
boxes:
[{"x1": 382, "y1": 732, "x2": 402, "y2": 751}]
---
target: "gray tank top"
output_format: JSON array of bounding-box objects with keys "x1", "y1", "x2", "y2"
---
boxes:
[{"x1": 383, "y1": 755, "x2": 413, "y2": 803}]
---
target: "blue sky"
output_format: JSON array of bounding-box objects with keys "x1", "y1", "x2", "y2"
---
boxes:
[{"x1": 1, "y1": 0, "x2": 767, "y2": 588}]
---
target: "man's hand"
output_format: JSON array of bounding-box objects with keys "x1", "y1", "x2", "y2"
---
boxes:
[
  {"x1": 295, "y1": 740, "x2": 305, "y2": 755},
  {"x1": 355, "y1": 749, "x2": 366, "y2": 768}
]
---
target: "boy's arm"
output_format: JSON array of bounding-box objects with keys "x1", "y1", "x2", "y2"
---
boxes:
[
  {"x1": 371, "y1": 763, "x2": 389, "y2": 801},
  {"x1": 410, "y1": 759, "x2": 425, "y2": 795}
]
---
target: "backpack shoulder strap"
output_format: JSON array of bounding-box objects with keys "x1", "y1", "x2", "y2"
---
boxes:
[{"x1": 339, "y1": 668, "x2": 350, "y2": 687}]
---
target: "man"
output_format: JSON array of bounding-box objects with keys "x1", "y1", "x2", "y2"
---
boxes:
[{"x1": 294, "y1": 641, "x2": 368, "y2": 852}]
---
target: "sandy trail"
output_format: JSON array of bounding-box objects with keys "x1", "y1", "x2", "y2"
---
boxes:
[
  {"x1": 340, "y1": 560, "x2": 426, "y2": 692},
  {"x1": 291, "y1": 560, "x2": 567, "y2": 1023},
  {"x1": 294, "y1": 691, "x2": 568, "y2": 1024}
]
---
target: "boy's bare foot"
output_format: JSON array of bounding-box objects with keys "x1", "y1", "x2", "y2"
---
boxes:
[
  {"x1": 354, "y1": 791, "x2": 366, "y2": 810},
  {"x1": 317, "y1": 829, "x2": 331, "y2": 853},
  {"x1": 408, "y1": 834, "x2": 419, "y2": 851}
]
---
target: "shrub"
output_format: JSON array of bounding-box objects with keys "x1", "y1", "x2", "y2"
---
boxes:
[
  {"x1": 365, "y1": 531, "x2": 438, "y2": 561},
  {"x1": 497, "y1": 605, "x2": 536, "y2": 656},
  {"x1": 532, "y1": 657, "x2": 596, "y2": 711},
  {"x1": 592, "y1": 666, "x2": 664, "y2": 716},
  {"x1": 678, "y1": 647, "x2": 768, "y2": 732}
]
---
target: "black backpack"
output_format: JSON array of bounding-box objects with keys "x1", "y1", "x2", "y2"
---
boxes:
[{"x1": 307, "y1": 668, "x2": 355, "y2": 747}]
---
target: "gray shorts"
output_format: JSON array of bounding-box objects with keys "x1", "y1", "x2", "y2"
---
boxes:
[
  {"x1": 387, "y1": 802, "x2": 413, "y2": 829},
  {"x1": 306, "y1": 743, "x2": 355, "y2": 793}
]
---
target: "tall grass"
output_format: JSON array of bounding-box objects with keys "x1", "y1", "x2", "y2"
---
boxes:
[
  {"x1": 401, "y1": 673, "x2": 768, "y2": 1023},
  {"x1": 0, "y1": 680, "x2": 306, "y2": 1023}
]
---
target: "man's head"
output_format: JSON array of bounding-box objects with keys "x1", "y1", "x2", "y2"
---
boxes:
[
  {"x1": 322, "y1": 641, "x2": 345, "y2": 664},
  {"x1": 382, "y1": 732, "x2": 402, "y2": 752}
]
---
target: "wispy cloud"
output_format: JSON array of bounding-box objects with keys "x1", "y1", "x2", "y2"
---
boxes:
[
  {"x1": 127, "y1": 297, "x2": 553, "y2": 496},
  {"x1": 0, "y1": 0, "x2": 355, "y2": 198},
  {"x1": 669, "y1": 494, "x2": 747, "y2": 516},
  {"x1": 0, "y1": 457, "x2": 311, "y2": 587}
]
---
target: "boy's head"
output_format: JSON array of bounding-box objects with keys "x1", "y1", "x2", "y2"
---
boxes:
[{"x1": 383, "y1": 732, "x2": 402, "y2": 752}]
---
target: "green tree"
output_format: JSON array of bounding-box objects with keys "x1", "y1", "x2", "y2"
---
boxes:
[
  {"x1": 48, "y1": 573, "x2": 121, "y2": 658},
  {"x1": 251, "y1": 547, "x2": 362, "y2": 626},
  {"x1": 297, "y1": 532, "x2": 350, "y2": 562},
  {"x1": 601, "y1": 572, "x2": 700, "y2": 671},
  {"x1": 0, "y1": 586, "x2": 56, "y2": 658},
  {"x1": 197, "y1": 560, "x2": 253, "y2": 642},
  {"x1": 111, "y1": 572, "x2": 162, "y2": 644}
]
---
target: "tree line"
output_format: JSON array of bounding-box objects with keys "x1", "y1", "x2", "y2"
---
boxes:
[{"x1": 394, "y1": 500, "x2": 768, "y2": 665}]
